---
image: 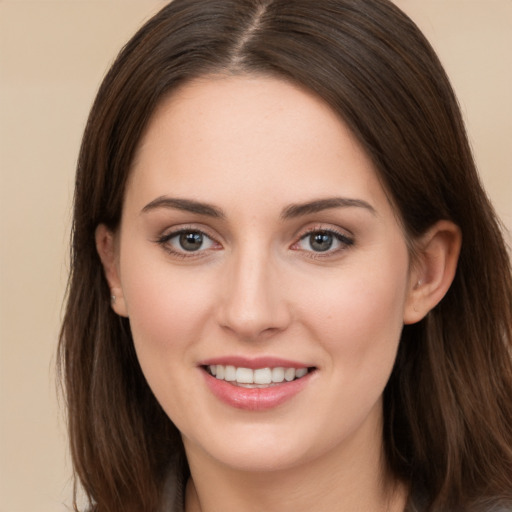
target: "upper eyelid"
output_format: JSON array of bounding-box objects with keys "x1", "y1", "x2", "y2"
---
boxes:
[
  {"x1": 299, "y1": 225, "x2": 352, "y2": 236},
  {"x1": 158, "y1": 224, "x2": 219, "y2": 241},
  {"x1": 293, "y1": 223, "x2": 354, "y2": 241},
  {"x1": 298, "y1": 229, "x2": 353, "y2": 243}
]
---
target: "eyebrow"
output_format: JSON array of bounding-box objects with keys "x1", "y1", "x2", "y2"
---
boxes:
[
  {"x1": 141, "y1": 195, "x2": 376, "y2": 219},
  {"x1": 281, "y1": 197, "x2": 376, "y2": 219},
  {"x1": 141, "y1": 196, "x2": 225, "y2": 218}
]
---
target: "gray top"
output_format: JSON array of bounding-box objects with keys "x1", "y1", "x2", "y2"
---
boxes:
[{"x1": 159, "y1": 459, "x2": 186, "y2": 512}]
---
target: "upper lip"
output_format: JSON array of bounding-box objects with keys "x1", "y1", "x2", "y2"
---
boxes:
[{"x1": 199, "y1": 356, "x2": 313, "y2": 369}]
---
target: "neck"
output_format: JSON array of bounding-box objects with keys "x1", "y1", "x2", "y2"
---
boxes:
[{"x1": 183, "y1": 418, "x2": 407, "y2": 512}]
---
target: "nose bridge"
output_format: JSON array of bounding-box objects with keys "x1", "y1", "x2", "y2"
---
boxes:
[{"x1": 218, "y1": 240, "x2": 290, "y2": 339}]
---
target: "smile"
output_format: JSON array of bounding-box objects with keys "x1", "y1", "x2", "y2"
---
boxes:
[
  {"x1": 201, "y1": 360, "x2": 316, "y2": 411},
  {"x1": 206, "y1": 365, "x2": 311, "y2": 388}
]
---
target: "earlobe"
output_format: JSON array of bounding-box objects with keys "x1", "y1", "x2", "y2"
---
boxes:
[
  {"x1": 95, "y1": 224, "x2": 129, "y2": 317},
  {"x1": 403, "y1": 220, "x2": 462, "y2": 325}
]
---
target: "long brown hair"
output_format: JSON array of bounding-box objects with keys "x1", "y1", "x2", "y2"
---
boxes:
[{"x1": 59, "y1": 1, "x2": 512, "y2": 510}]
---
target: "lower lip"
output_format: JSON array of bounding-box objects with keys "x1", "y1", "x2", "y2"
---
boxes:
[{"x1": 202, "y1": 370, "x2": 314, "y2": 411}]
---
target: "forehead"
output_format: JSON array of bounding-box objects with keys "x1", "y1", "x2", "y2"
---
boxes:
[
  {"x1": 132, "y1": 74, "x2": 356, "y2": 165},
  {"x1": 126, "y1": 74, "x2": 391, "y2": 217}
]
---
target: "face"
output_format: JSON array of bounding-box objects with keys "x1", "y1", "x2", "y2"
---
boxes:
[{"x1": 105, "y1": 75, "x2": 416, "y2": 473}]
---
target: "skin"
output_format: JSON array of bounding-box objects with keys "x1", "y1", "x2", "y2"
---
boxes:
[{"x1": 97, "y1": 75, "x2": 461, "y2": 512}]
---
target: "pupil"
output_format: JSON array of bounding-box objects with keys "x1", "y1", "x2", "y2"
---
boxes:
[
  {"x1": 180, "y1": 232, "x2": 203, "y2": 251},
  {"x1": 311, "y1": 232, "x2": 333, "y2": 252}
]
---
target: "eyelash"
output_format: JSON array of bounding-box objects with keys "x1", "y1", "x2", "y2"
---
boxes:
[
  {"x1": 155, "y1": 227, "x2": 220, "y2": 259},
  {"x1": 292, "y1": 227, "x2": 354, "y2": 258},
  {"x1": 155, "y1": 226, "x2": 354, "y2": 259}
]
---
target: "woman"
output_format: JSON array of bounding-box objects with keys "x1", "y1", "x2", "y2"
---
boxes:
[{"x1": 59, "y1": 0, "x2": 512, "y2": 511}]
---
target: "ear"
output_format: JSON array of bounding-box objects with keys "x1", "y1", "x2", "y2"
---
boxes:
[
  {"x1": 403, "y1": 220, "x2": 462, "y2": 325},
  {"x1": 95, "y1": 224, "x2": 129, "y2": 317}
]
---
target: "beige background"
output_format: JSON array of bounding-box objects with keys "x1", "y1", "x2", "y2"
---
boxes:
[{"x1": 0, "y1": 1, "x2": 510, "y2": 511}]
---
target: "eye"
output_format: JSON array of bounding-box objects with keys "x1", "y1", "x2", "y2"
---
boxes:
[
  {"x1": 157, "y1": 228, "x2": 219, "y2": 255},
  {"x1": 175, "y1": 231, "x2": 210, "y2": 252},
  {"x1": 294, "y1": 229, "x2": 354, "y2": 254}
]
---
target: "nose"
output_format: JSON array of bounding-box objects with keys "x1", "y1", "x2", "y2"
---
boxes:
[{"x1": 216, "y1": 246, "x2": 292, "y2": 341}]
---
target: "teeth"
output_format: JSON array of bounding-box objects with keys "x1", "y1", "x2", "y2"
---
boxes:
[
  {"x1": 208, "y1": 365, "x2": 310, "y2": 385},
  {"x1": 271, "y1": 367, "x2": 285, "y2": 383},
  {"x1": 224, "y1": 365, "x2": 236, "y2": 382},
  {"x1": 236, "y1": 367, "x2": 254, "y2": 384},
  {"x1": 254, "y1": 368, "x2": 272, "y2": 384},
  {"x1": 295, "y1": 368, "x2": 308, "y2": 378},
  {"x1": 284, "y1": 368, "x2": 295, "y2": 382}
]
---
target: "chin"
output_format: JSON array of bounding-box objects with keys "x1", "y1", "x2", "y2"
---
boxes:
[
  {"x1": 182, "y1": 416, "x2": 356, "y2": 475},
  {"x1": 196, "y1": 438, "x2": 317, "y2": 473}
]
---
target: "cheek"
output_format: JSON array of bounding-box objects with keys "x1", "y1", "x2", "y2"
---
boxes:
[
  {"x1": 288, "y1": 256, "x2": 409, "y2": 444},
  {"x1": 305, "y1": 283, "x2": 406, "y2": 380},
  {"x1": 119, "y1": 249, "x2": 217, "y2": 361},
  {"x1": 118, "y1": 255, "x2": 218, "y2": 425},
  {"x1": 297, "y1": 244, "x2": 410, "y2": 379}
]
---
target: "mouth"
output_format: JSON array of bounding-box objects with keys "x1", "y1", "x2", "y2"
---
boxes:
[
  {"x1": 199, "y1": 357, "x2": 317, "y2": 410},
  {"x1": 203, "y1": 364, "x2": 316, "y2": 388}
]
